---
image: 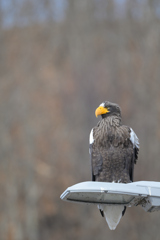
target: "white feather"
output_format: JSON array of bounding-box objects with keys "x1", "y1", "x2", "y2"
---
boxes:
[
  {"x1": 89, "y1": 128, "x2": 94, "y2": 144},
  {"x1": 130, "y1": 128, "x2": 139, "y2": 149},
  {"x1": 98, "y1": 204, "x2": 124, "y2": 230},
  {"x1": 98, "y1": 181, "x2": 123, "y2": 230},
  {"x1": 99, "y1": 102, "x2": 105, "y2": 107}
]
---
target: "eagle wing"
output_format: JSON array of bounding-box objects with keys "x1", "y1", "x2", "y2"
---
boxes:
[
  {"x1": 89, "y1": 126, "x2": 139, "y2": 182},
  {"x1": 129, "y1": 128, "x2": 139, "y2": 181},
  {"x1": 89, "y1": 129, "x2": 103, "y2": 181}
]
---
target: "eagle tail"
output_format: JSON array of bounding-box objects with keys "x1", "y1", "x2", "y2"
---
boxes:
[{"x1": 98, "y1": 204, "x2": 125, "y2": 230}]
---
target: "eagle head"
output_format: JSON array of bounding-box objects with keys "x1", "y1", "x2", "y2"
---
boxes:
[{"x1": 95, "y1": 101, "x2": 121, "y2": 119}]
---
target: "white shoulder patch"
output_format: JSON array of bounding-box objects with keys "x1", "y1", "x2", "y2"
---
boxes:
[
  {"x1": 130, "y1": 128, "x2": 139, "y2": 149},
  {"x1": 89, "y1": 128, "x2": 94, "y2": 144}
]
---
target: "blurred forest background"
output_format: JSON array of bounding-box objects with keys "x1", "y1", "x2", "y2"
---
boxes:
[{"x1": 1, "y1": 0, "x2": 160, "y2": 239}]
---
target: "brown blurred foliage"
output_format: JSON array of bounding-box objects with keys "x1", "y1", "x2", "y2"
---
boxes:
[{"x1": 1, "y1": 0, "x2": 160, "y2": 239}]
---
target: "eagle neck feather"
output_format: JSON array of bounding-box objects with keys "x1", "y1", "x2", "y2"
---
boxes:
[
  {"x1": 95, "y1": 116, "x2": 129, "y2": 147},
  {"x1": 99, "y1": 116, "x2": 121, "y2": 129}
]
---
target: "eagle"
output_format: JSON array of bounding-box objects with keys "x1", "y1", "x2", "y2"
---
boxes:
[{"x1": 89, "y1": 101, "x2": 139, "y2": 230}]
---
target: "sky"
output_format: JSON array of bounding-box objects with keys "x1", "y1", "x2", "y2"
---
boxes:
[
  {"x1": 0, "y1": 0, "x2": 67, "y2": 28},
  {"x1": 1, "y1": 0, "x2": 160, "y2": 29}
]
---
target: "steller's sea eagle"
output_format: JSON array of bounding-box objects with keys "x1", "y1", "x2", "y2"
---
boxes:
[{"x1": 89, "y1": 101, "x2": 139, "y2": 230}]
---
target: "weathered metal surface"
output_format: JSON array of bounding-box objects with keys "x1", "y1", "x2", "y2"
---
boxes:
[{"x1": 60, "y1": 181, "x2": 160, "y2": 212}]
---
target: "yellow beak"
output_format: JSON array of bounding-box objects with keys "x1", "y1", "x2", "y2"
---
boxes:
[{"x1": 95, "y1": 106, "x2": 109, "y2": 117}]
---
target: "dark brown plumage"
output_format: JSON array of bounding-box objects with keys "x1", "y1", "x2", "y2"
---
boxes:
[{"x1": 89, "y1": 101, "x2": 139, "y2": 230}]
